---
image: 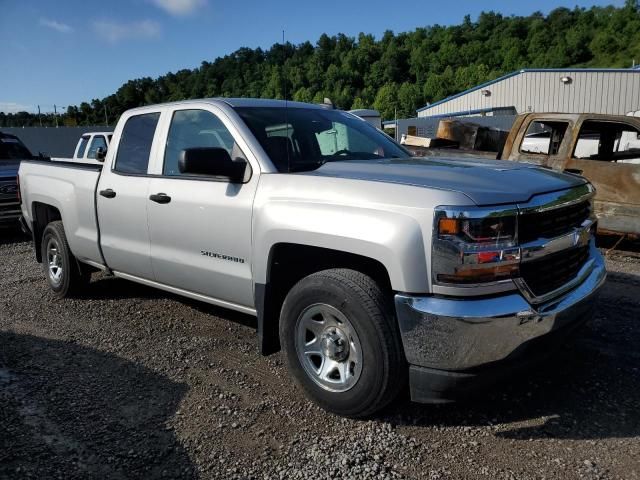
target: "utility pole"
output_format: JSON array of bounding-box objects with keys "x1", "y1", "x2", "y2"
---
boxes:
[
  {"x1": 104, "y1": 104, "x2": 109, "y2": 126},
  {"x1": 38, "y1": 105, "x2": 42, "y2": 127},
  {"x1": 54, "y1": 104, "x2": 58, "y2": 128}
]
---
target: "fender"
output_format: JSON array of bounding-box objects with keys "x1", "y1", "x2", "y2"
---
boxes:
[
  {"x1": 253, "y1": 201, "x2": 429, "y2": 292},
  {"x1": 252, "y1": 200, "x2": 430, "y2": 355}
]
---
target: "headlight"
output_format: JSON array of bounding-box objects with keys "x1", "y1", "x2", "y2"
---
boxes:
[{"x1": 432, "y1": 207, "x2": 520, "y2": 286}]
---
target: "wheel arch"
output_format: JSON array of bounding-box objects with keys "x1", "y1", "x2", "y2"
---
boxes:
[
  {"x1": 256, "y1": 242, "x2": 396, "y2": 355},
  {"x1": 31, "y1": 202, "x2": 63, "y2": 263}
]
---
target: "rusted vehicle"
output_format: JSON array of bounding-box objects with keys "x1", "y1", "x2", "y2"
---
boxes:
[
  {"x1": 502, "y1": 113, "x2": 640, "y2": 236},
  {"x1": 404, "y1": 113, "x2": 640, "y2": 236}
]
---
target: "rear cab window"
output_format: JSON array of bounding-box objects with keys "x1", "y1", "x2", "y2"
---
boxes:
[
  {"x1": 520, "y1": 120, "x2": 569, "y2": 156},
  {"x1": 114, "y1": 113, "x2": 161, "y2": 174}
]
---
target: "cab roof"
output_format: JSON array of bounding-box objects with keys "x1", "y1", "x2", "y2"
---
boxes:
[{"x1": 125, "y1": 98, "x2": 328, "y2": 114}]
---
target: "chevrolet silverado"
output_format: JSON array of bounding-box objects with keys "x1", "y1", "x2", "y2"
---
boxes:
[{"x1": 18, "y1": 99, "x2": 606, "y2": 416}]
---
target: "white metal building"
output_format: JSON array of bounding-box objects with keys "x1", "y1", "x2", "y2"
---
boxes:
[{"x1": 417, "y1": 68, "x2": 640, "y2": 118}]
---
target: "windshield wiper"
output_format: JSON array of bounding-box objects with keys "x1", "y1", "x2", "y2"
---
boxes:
[{"x1": 320, "y1": 151, "x2": 385, "y2": 163}]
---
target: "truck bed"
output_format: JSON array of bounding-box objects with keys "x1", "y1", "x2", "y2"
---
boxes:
[{"x1": 19, "y1": 160, "x2": 104, "y2": 265}]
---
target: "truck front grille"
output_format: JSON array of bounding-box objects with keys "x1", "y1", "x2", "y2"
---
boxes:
[
  {"x1": 520, "y1": 246, "x2": 589, "y2": 296},
  {"x1": 519, "y1": 200, "x2": 591, "y2": 243}
]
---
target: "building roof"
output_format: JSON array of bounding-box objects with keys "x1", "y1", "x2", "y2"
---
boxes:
[{"x1": 417, "y1": 68, "x2": 640, "y2": 113}]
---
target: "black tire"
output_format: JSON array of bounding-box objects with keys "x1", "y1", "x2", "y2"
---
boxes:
[
  {"x1": 40, "y1": 221, "x2": 90, "y2": 298},
  {"x1": 279, "y1": 268, "x2": 406, "y2": 417}
]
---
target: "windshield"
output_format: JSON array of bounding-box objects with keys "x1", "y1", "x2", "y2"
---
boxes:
[
  {"x1": 0, "y1": 134, "x2": 34, "y2": 160},
  {"x1": 235, "y1": 107, "x2": 409, "y2": 172}
]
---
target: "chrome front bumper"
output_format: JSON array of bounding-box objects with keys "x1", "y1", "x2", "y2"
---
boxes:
[{"x1": 395, "y1": 241, "x2": 606, "y2": 372}]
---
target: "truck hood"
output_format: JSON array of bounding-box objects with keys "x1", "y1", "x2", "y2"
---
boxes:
[
  {"x1": 304, "y1": 157, "x2": 587, "y2": 205},
  {"x1": 0, "y1": 160, "x2": 20, "y2": 180}
]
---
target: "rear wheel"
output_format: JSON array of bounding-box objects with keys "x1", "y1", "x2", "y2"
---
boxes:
[
  {"x1": 41, "y1": 221, "x2": 90, "y2": 298},
  {"x1": 279, "y1": 268, "x2": 406, "y2": 417}
]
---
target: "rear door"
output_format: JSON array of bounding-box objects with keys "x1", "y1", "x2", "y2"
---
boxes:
[
  {"x1": 96, "y1": 110, "x2": 162, "y2": 279},
  {"x1": 146, "y1": 105, "x2": 259, "y2": 309}
]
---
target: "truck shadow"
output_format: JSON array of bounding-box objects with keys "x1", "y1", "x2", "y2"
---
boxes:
[
  {"x1": 83, "y1": 275, "x2": 166, "y2": 301},
  {"x1": 385, "y1": 292, "x2": 640, "y2": 441},
  {"x1": 596, "y1": 233, "x2": 640, "y2": 253},
  {"x1": 0, "y1": 226, "x2": 28, "y2": 246},
  {"x1": 0, "y1": 331, "x2": 195, "y2": 478},
  {"x1": 84, "y1": 275, "x2": 257, "y2": 329}
]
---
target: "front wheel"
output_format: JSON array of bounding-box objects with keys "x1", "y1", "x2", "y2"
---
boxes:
[
  {"x1": 41, "y1": 221, "x2": 90, "y2": 298},
  {"x1": 279, "y1": 269, "x2": 406, "y2": 417}
]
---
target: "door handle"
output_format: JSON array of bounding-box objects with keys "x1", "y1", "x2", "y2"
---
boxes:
[
  {"x1": 99, "y1": 188, "x2": 116, "y2": 199},
  {"x1": 149, "y1": 193, "x2": 171, "y2": 204}
]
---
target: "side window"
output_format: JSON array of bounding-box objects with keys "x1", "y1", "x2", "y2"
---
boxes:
[
  {"x1": 617, "y1": 127, "x2": 640, "y2": 164},
  {"x1": 86, "y1": 135, "x2": 107, "y2": 159},
  {"x1": 573, "y1": 121, "x2": 640, "y2": 163},
  {"x1": 76, "y1": 136, "x2": 89, "y2": 159},
  {"x1": 163, "y1": 109, "x2": 246, "y2": 176},
  {"x1": 114, "y1": 112, "x2": 160, "y2": 174},
  {"x1": 574, "y1": 127, "x2": 600, "y2": 159},
  {"x1": 520, "y1": 121, "x2": 568, "y2": 155}
]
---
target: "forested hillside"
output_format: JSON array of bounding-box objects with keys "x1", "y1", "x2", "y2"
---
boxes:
[{"x1": 2, "y1": 1, "x2": 639, "y2": 126}]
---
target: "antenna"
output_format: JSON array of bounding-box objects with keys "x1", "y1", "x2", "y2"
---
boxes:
[
  {"x1": 283, "y1": 29, "x2": 290, "y2": 172},
  {"x1": 283, "y1": 30, "x2": 287, "y2": 103}
]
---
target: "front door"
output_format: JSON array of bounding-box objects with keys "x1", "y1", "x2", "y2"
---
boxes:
[
  {"x1": 512, "y1": 118, "x2": 572, "y2": 169},
  {"x1": 97, "y1": 111, "x2": 161, "y2": 279},
  {"x1": 146, "y1": 107, "x2": 258, "y2": 308}
]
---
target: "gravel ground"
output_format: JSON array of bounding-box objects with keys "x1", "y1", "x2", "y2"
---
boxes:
[{"x1": 1, "y1": 228, "x2": 639, "y2": 480}]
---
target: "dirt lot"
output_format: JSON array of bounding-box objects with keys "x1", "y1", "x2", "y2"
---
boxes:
[{"x1": 1, "y1": 229, "x2": 639, "y2": 480}]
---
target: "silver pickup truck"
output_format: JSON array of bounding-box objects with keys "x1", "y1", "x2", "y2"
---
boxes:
[{"x1": 18, "y1": 98, "x2": 606, "y2": 417}]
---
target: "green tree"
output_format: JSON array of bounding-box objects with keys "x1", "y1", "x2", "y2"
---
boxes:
[
  {"x1": 3, "y1": 4, "x2": 639, "y2": 123},
  {"x1": 374, "y1": 83, "x2": 399, "y2": 119}
]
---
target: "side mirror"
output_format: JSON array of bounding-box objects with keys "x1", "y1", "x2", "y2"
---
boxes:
[
  {"x1": 96, "y1": 147, "x2": 107, "y2": 162},
  {"x1": 179, "y1": 147, "x2": 247, "y2": 183}
]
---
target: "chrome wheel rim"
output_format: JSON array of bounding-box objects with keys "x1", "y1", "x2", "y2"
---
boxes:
[
  {"x1": 46, "y1": 238, "x2": 63, "y2": 285},
  {"x1": 295, "y1": 303, "x2": 363, "y2": 392}
]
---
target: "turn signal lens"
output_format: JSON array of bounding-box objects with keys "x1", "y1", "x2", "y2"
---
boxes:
[{"x1": 438, "y1": 218, "x2": 459, "y2": 235}]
